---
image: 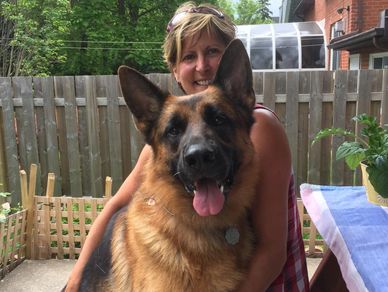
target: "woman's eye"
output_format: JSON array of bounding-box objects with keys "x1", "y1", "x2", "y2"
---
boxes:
[
  {"x1": 208, "y1": 48, "x2": 221, "y2": 56},
  {"x1": 182, "y1": 54, "x2": 195, "y2": 62}
]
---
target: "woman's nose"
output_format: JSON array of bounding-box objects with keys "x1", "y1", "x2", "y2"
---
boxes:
[{"x1": 195, "y1": 55, "x2": 209, "y2": 72}]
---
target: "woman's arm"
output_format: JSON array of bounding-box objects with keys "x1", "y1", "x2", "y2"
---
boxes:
[
  {"x1": 238, "y1": 109, "x2": 290, "y2": 291},
  {"x1": 65, "y1": 145, "x2": 152, "y2": 292}
]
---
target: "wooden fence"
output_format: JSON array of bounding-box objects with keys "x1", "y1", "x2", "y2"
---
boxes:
[
  {"x1": 0, "y1": 70, "x2": 387, "y2": 205},
  {"x1": 0, "y1": 165, "x2": 111, "y2": 279}
]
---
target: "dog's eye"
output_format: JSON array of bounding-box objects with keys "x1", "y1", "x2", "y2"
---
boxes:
[
  {"x1": 204, "y1": 105, "x2": 230, "y2": 127},
  {"x1": 165, "y1": 115, "x2": 186, "y2": 139},
  {"x1": 213, "y1": 114, "x2": 226, "y2": 126},
  {"x1": 167, "y1": 126, "x2": 181, "y2": 137}
]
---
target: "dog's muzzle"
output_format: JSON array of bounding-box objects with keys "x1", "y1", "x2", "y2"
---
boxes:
[{"x1": 178, "y1": 142, "x2": 234, "y2": 217}]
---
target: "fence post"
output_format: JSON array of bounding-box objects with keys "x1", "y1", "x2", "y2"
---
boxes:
[
  {"x1": 105, "y1": 176, "x2": 112, "y2": 198},
  {"x1": 46, "y1": 173, "x2": 55, "y2": 197},
  {"x1": 28, "y1": 164, "x2": 37, "y2": 259},
  {"x1": 20, "y1": 170, "x2": 33, "y2": 259},
  {"x1": 39, "y1": 172, "x2": 55, "y2": 259}
]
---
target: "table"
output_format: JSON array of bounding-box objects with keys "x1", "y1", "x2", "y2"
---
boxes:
[{"x1": 300, "y1": 184, "x2": 388, "y2": 292}]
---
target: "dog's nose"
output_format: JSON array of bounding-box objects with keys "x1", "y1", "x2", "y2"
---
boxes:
[{"x1": 184, "y1": 144, "x2": 216, "y2": 171}]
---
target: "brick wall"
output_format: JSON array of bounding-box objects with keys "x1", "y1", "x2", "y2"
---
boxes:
[{"x1": 301, "y1": 0, "x2": 388, "y2": 69}]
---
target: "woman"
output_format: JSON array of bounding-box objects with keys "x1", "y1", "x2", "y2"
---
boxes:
[{"x1": 66, "y1": 2, "x2": 309, "y2": 291}]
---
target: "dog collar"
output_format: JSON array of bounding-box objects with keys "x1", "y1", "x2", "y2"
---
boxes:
[{"x1": 225, "y1": 227, "x2": 240, "y2": 245}]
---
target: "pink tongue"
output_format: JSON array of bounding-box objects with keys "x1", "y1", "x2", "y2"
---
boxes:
[{"x1": 193, "y1": 179, "x2": 225, "y2": 216}]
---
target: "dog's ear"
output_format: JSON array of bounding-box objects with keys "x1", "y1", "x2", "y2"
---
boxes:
[
  {"x1": 212, "y1": 39, "x2": 255, "y2": 111},
  {"x1": 118, "y1": 65, "x2": 167, "y2": 139}
]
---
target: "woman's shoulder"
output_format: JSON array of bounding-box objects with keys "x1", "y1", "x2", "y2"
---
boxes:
[
  {"x1": 251, "y1": 105, "x2": 283, "y2": 132},
  {"x1": 250, "y1": 105, "x2": 291, "y2": 166}
]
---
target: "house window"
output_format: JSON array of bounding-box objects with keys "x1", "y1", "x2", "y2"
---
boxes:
[
  {"x1": 369, "y1": 53, "x2": 388, "y2": 69},
  {"x1": 301, "y1": 36, "x2": 325, "y2": 68},
  {"x1": 251, "y1": 38, "x2": 273, "y2": 69},
  {"x1": 275, "y1": 37, "x2": 298, "y2": 69},
  {"x1": 349, "y1": 54, "x2": 360, "y2": 70}
]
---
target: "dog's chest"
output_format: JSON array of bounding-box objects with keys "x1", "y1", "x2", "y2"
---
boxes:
[{"x1": 119, "y1": 197, "x2": 253, "y2": 291}]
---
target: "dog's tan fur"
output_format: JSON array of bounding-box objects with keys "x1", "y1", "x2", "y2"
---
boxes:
[{"x1": 78, "y1": 39, "x2": 258, "y2": 292}]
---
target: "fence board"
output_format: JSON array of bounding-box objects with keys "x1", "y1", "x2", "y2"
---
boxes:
[
  {"x1": 103, "y1": 76, "x2": 123, "y2": 194},
  {"x1": 82, "y1": 76, "x2": 103, "y2": 197},
  {"x1": 61, "y1": 76, "x2": 82, "y2": 196},
  {"x1": 33, "y1": 78, "x2": 47, "y2": 192},
  {"x1": 263, "y1": 72, "x2": 275, "y2": 109},
  {"x1": 54, "y1": 81, "x2": 70, "y2": 196},
  {"x1": 40, "y1": 77, "x2": 61, "y2": 195},
  {"x1": 297, "y1": 103, "x2": 309, "y2": 192},
  {"x1": 307, "y1": 72, "x2": 324, "y2": 184},
  {"x1": 13, "y1": 78, "x2": 41, "y2": 184},
  {"x1": 0, "y1": 78, "x2": 20, "y2": 204},
  {"x1": 252, "y1": 72, "x2": 263, "y2": 96},
  {"x1": 331, "y1": 71, "x2": 348, "y2": 185},
  {"x1": 320, "y1": 101, "x2": 333, "y2": 185},
  {"x1": 75, "y1": 78, "x2": 91, "y2": 197},
  {"x1": 285, "y1": 72, "x2": 299, "y2": 180},
  {"x1": 357, "y1": 70, "x2": 372, "y2": 116},
  {"x1": 354, "y1": 70, "x2": 373, "y2": 183},
  {"x1": 344, "y1": 100, "x2": 357, "y2": 185}
]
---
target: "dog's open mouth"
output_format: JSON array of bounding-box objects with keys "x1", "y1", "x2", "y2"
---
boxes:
[{"x1": 192, "y1": 178, "x2": 226, "y2": 217}]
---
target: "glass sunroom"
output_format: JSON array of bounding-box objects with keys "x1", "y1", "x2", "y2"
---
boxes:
[{"x1": 237, "y1": 21, "x2": 327, "y2": 71}]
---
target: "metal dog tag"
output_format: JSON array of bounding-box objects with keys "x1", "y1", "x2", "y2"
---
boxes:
[{"x1": 225, "y1": 227, "x2": 240, "y2": 245}]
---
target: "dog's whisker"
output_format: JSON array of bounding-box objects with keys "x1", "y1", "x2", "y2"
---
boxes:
[{"x1": 163, "y1": 206, "x2": 175, "y2": 216}]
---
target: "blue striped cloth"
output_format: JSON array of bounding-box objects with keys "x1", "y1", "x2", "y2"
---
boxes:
[{"x1": 301, "y1": 184, "x2": 388, "y2": 292}]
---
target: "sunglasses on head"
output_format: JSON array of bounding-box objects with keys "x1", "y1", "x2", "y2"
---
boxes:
[{"x1": 166, "y1": 6, "x2": 224, "y2": 33}]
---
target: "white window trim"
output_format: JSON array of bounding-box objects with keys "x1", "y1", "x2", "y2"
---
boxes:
[{"x1": 369, "y1": 52, "x2": 388, "y2": 69}]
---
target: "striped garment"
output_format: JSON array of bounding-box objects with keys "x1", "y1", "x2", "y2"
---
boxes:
[
  {"x1": 255, "y1": 104, "x2": 310, "y2": 291},
  {"x1": 266, "y1": 173, "x2": 309, "y2": 291}
]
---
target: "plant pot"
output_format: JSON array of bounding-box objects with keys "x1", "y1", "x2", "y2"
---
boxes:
[{"x1": 360, "y1": 163, "x2": 388, "y2": 207}]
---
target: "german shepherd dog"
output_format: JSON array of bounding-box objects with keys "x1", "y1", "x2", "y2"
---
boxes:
[{"x1": 77, "y1": 39, "x2": 258, "y2": 292}]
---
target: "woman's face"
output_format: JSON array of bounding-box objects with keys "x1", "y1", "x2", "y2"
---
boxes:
[{"x1": 173, "y1": 31, "x2": 226, "y2": 94}]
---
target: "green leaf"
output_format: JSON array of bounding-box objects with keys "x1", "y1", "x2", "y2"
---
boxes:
[
  {"x1": 367, "y1": 162, "x2": 388, "y2": 198},
  {"x1": 312, "y1": 128, "x2": 355, "y2": 145},
  {"x1": 0, "y1": 213, "x2": 6, "y2": 223},
  {"x1": 0, "y1": 192, "x2": 11, "y2": 198},
  {"x1": 336, "y1": 142, "x2": 365, "y2": 169},
  {"x1": 345, "y1": 153, "x2": 366, "y2": 170}
]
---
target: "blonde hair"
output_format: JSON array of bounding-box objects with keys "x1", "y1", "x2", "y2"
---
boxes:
[{"x1": 163, "y1": 2, "x2": 236, "y2": 72}]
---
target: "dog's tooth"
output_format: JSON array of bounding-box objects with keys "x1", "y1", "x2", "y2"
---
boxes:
[
  {"x1": 185, "y1": 184, "x2": 195, "y2": 194},
  {"x1": 220, "y1": 185, "x2": 224, "y2": 193}
]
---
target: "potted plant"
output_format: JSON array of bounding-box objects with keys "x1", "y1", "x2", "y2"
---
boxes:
[{"x1": 313, "y1": 113, "x2": 388, "y2": 206}]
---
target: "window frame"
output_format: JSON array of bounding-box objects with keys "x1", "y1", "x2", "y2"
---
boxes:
[{"x1": 369, "y1": 52, "x2": 388, "y2": 69}]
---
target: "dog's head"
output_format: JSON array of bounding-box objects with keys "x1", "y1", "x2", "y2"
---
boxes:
[{"x1": 119, "y1": 39, "x2": 255, "y2": 217}]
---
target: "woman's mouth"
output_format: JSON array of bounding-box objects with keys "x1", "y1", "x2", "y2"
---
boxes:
[{"x1": 195, "y1": 80, "x2": 211, "y2": 86}]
